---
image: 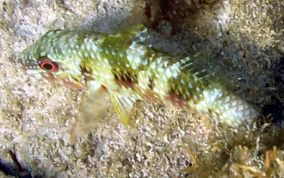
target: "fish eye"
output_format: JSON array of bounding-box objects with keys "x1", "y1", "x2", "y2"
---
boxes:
[{"x1": 38, "y1": 58, "x2": 59, "y2": 72}]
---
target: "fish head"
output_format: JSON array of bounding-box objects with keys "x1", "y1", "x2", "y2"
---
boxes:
[{"x1": 20, "y1": 30, "x2": 88, "y2": 90}]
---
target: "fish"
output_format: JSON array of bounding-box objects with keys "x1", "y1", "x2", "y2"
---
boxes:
[{"x1": 20, "y1": 24, "x2": 259, "y2": 142}]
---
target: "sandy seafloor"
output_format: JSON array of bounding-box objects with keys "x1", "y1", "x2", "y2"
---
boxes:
[{"x1": 0, "y1": 0, "x2": 284, "y2": 177}]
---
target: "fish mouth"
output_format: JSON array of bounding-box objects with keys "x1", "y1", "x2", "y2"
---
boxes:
[
  {"x1": 21, "y1": 65, "x2": 29, "y2": 71},
  {"x1": 20, "y1": 56, "x2": 40, "y2": 71}
]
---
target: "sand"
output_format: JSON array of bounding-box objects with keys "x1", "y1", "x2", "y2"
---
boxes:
[{"x1": 0, "y1": 0, "x2": 283, "y2": 177}]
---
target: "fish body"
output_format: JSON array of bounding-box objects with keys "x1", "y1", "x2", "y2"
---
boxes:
[{"x1": 20, "y1": 24, "x2": 259, "y2": 130}]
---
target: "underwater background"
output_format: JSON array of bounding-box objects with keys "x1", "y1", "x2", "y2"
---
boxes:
[{"x1": 0, "y1": 0, "x2": 283, "y2": 177}]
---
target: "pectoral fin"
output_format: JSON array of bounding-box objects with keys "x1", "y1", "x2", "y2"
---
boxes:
[
  {"x1": 109, "y1": 94, "x2": 136, "y2": 127},
  {"x1": 69, "y1": 85, "x2": 109, "y2": 144},
  {"x1": 69, "y1": 86, "x2": 137, "y2": 144}
]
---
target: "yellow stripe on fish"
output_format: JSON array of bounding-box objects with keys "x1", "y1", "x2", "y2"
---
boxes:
[{"x1": 20, "y1": 24, "x2": 259, "y2": 141}]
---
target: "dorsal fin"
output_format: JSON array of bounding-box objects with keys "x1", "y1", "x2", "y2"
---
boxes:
[
  {"x1": 100, "y1": 24, "x2": 149, "y2": 48},
  {"x1": 178, "y1": 53, "x2": 231, "y2": 89}
]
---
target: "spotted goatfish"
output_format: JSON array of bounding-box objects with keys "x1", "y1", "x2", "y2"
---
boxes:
[{"x1": 20, "y1": 24, "x2": 259, "y2": 142}]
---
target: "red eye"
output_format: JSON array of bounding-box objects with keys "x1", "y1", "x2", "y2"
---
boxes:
[{"x1": 38, "y1": 58, "x2": 59, "y2": 72}]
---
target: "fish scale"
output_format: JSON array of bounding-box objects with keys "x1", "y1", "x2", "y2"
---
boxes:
[{"x1": 20, "y1": 24, "x2": 259, "y2": 137}]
